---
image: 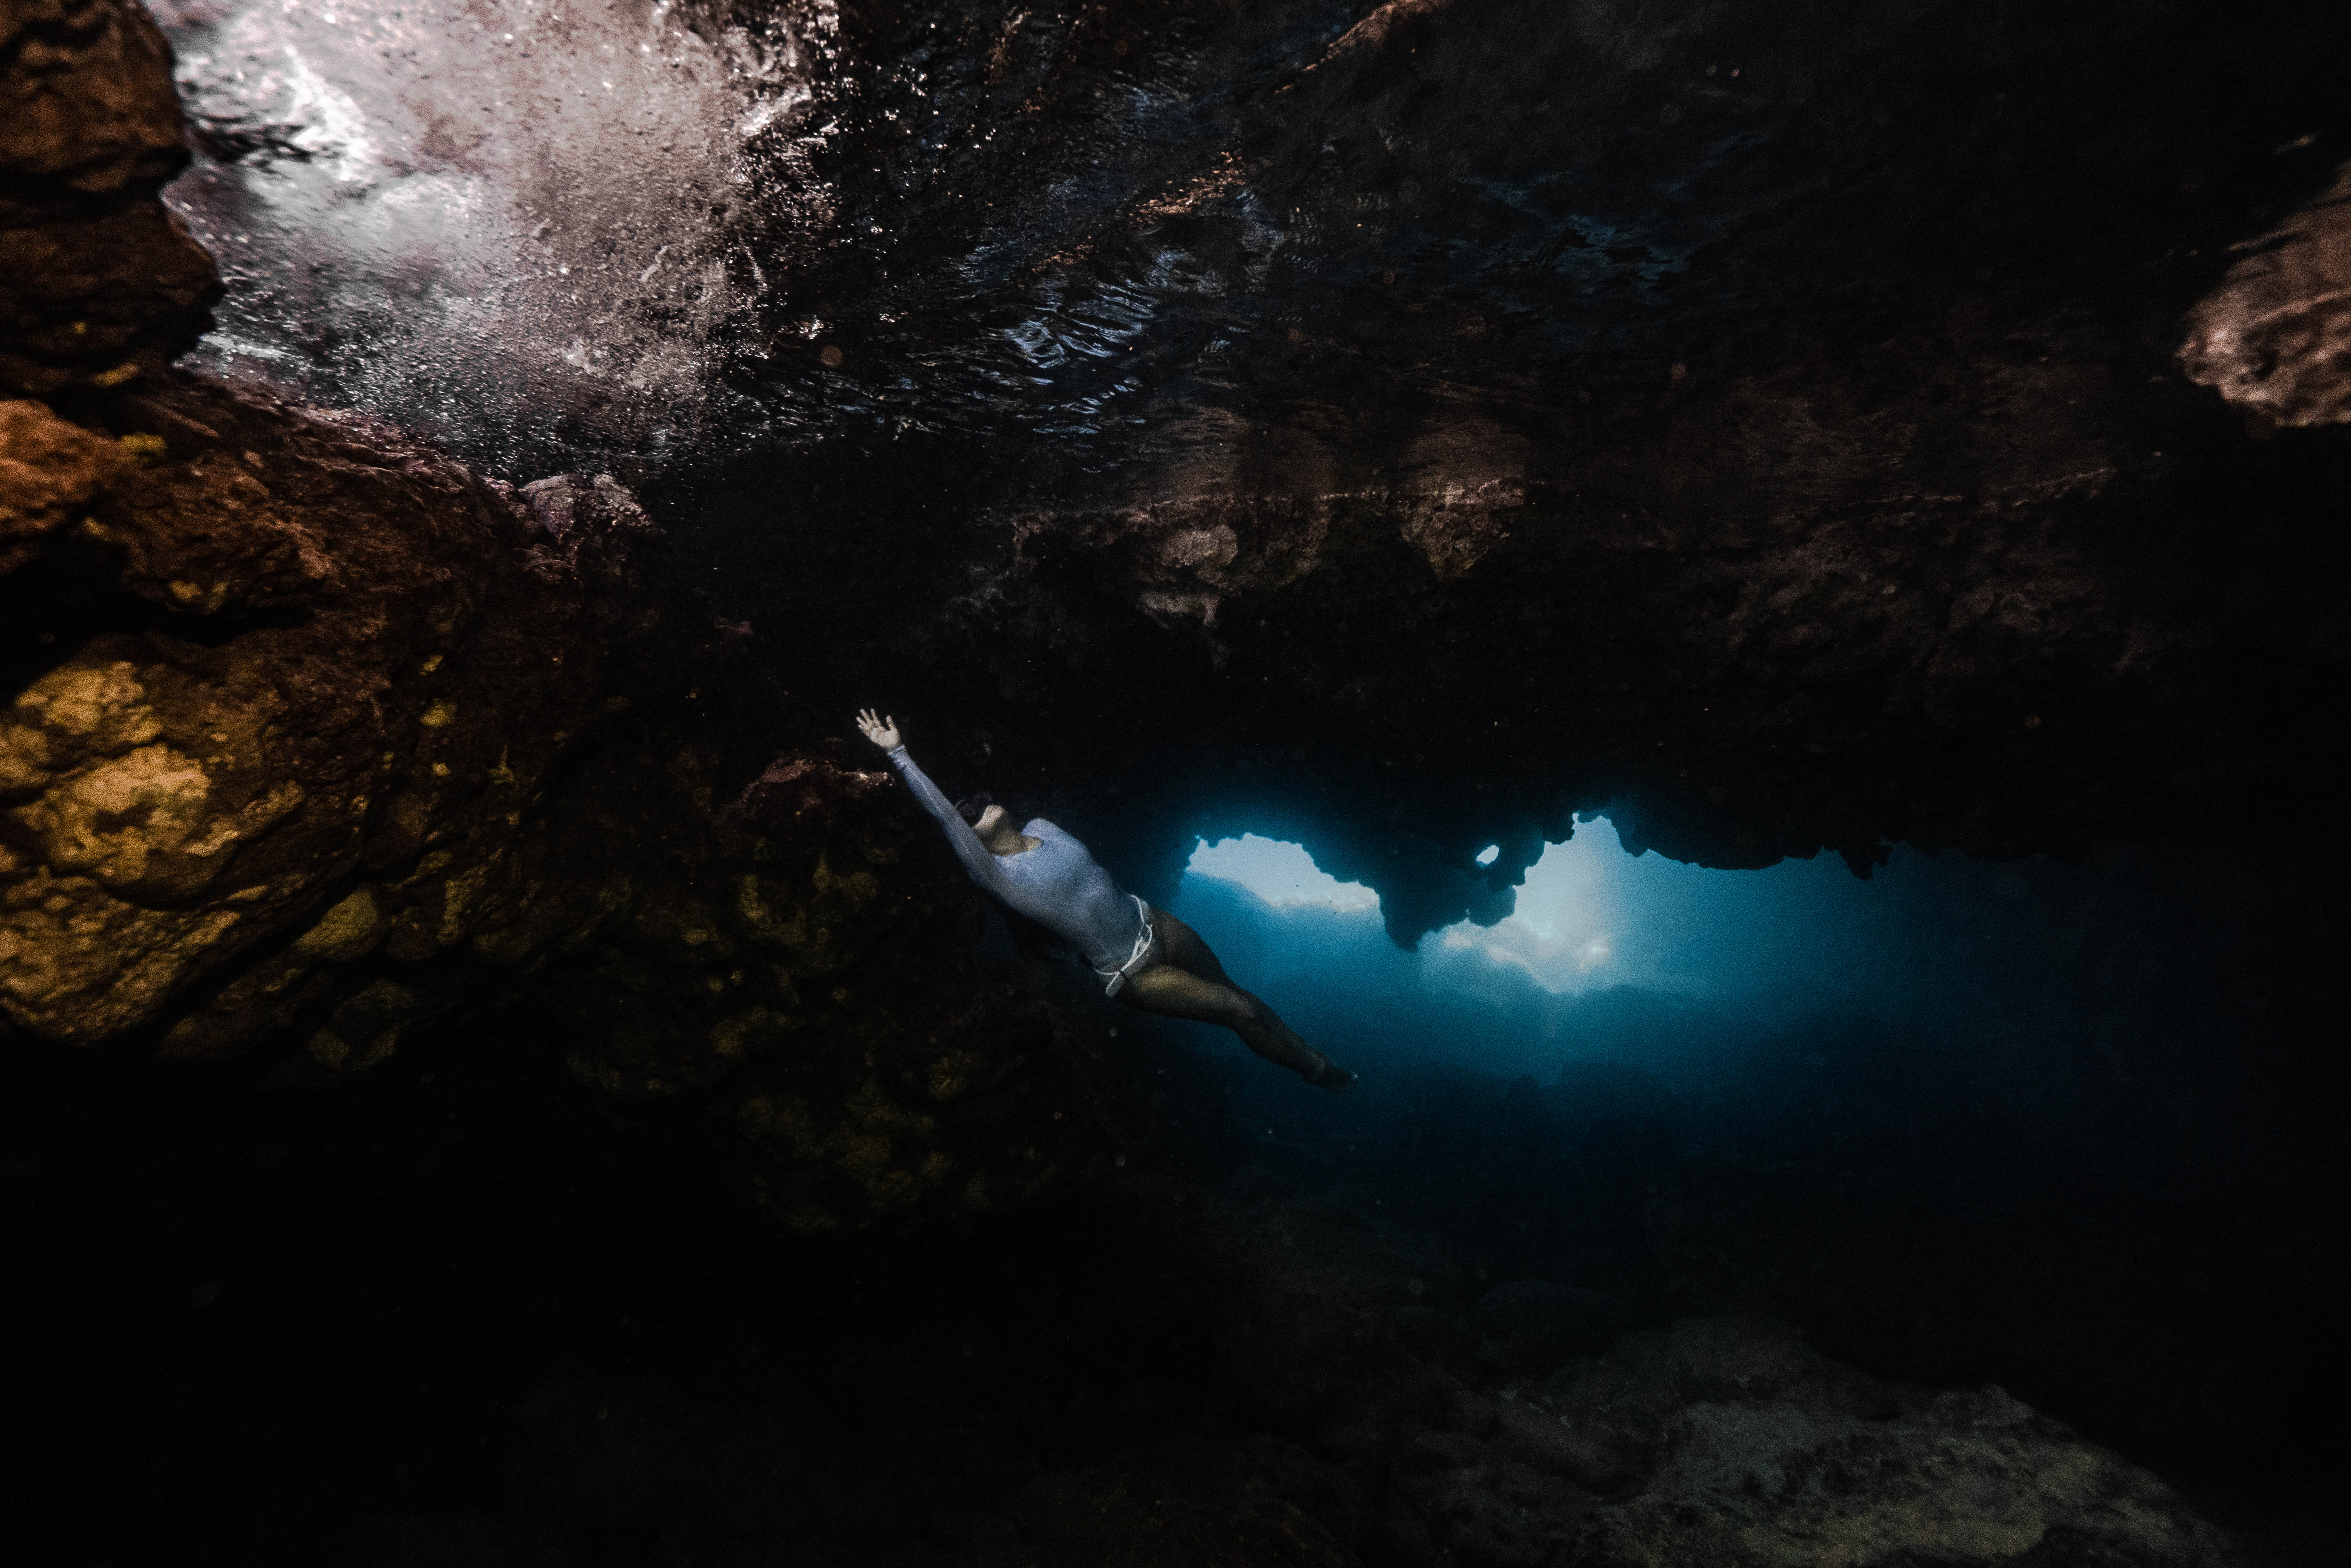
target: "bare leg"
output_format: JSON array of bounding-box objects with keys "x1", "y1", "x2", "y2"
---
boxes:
[{"x1": 1119, "y1": 909, "x2": 1354, "y2": 1088}]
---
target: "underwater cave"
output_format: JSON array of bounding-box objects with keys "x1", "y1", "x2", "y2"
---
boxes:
[{"x1": 5, "y1": 0, "x2": 2349, "y2": 1563}]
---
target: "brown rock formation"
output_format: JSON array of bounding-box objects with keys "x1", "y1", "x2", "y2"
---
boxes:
[
  {"x1": 0, "y1": 377, "x2": 1104, "y2": 1229},
  {"x1": 0, "y1": 0, "x2": 219, "y2": 394},
  {"x1": 0, "y1": 0, "x2": 1104, "y2": 1231},
  {"x1": 2181, "y1": 159, "x2": 2351, "y2": 431}
]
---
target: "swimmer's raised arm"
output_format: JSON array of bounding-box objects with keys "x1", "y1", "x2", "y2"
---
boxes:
[{"x1": 854, "y1": 709, "x2": 1022, "y2": 901}]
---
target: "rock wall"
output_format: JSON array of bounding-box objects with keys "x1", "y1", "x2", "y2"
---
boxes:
[
  {"x1": 2182, "y1": 161, "x2": 2351, "y2": 431},
  {"x1": 629, "y1": 0, "x2": 2351, "y2": 941},
  {"x1": 1, "y1": 0, "x2": 1104, "y2": 1232},
  {"x1": 0, "y1": 0, "x2": 217, "y2": 395},
  {"x1": 0, "y1": 389, "x2": 1106, "y2": 1229}
]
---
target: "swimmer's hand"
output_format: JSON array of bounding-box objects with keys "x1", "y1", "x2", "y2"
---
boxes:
[{"x1": 853, "y1": 709, "x2": 902, "y2": 751}]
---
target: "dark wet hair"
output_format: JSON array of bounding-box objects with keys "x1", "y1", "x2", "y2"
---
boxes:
[{"x1": 953, "y1": 791, "x2": 993, "y2": 826}]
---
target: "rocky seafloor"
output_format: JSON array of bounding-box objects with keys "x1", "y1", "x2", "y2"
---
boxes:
[
  {"x1": 6, "y1": 0, "x2": 2348, "y2": 1563},
  {"x1": 8, "y1": 1017, "x2": 2278, "y2": 1568}
]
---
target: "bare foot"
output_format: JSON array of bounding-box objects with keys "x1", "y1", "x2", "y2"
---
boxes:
[{"x1": 1303, "y1": 1054, "x2": 1357, "y2": 1091}]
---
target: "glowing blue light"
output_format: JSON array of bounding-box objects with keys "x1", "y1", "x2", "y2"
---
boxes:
[{"x1": 1186, "y1": 834, "x2": 1380, "y2": 911}]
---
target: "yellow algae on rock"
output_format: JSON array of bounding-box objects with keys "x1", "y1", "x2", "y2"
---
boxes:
[
  {"x1": 709, "y1": 1007, "x2": 791, "y2": 1061},
  {"x1": 434, "y1": 858, "x2": 502, "y2": 945},
  {"x1": 781, "y1": 1202, "x2": 838, "y2": 1235},
  {"x1": 0, "y1": 721, "x2": 52, "y2": 791},
  {"x1": 848, "y1": 1076, "x2": 936, "y2": 1137},
  {"x1": 292, "y1": 885, "x2": 387, "y2": 963},
  {"x1": 733, "y1": 872, "x2": 805, "y2": 945},
  {"x1": 165, "y1": 579, "x2": 231, "y2": 611},
  {"x1": 838, "y1": 1132, "x2": 894, "y2": 1183},
  {"x1": 2, "y1": 406, "x2": 1099, "y2": 1227},
  {"x1": 2, "y1": 402, "x2": 133, "y2": 567},
  {"x1": 16, "y1": 743, "x2": 213, "y2": 888},
  {"x1": 811, "y1": 852, "x2": 879, "y2": 908},
  {"x1": 307, "y1": 1017, "x2": 403, "y2": 1074},
  {"x1": 0, "y1": 869, "x2": 243, "y2": 1041},
  {"x1": 868, "y1": 1168, "x2": 920, "y2": 1207},
  {"x1": 739, "y1": 1094, "x2": 820, "y2": 1161},
  {"x1": 10, "y1": 659, "x2": 160, "y2": 751},
  {"x1": 14, "y1": 743, "x2": 301, "y2": 903}
]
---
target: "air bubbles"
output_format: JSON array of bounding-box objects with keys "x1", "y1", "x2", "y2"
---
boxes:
[{"x1": 820, "y1": 344, "x2": 844, "y2": 368}]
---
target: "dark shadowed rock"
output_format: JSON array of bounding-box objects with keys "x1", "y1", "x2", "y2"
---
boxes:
[
  {"x1": 1390, "y1": 1303, "x2": 1480, "y2": 1381},
  {"x1": 1558, "y1": 1319, "x2": 2239, "y2": 1568},
  {"x1": 1207, "y1": 1200, "x2": 2238, "y2": 1568},
  {"x1": 1008, "y1": 1461, "x2": 1360, "y2": 1568},
  {"x1": 1470, "y1": 1280, "x2": 1637, "y2": 1376},
  {"x1": 690, "y1": 0, "x2": 2351, "y2": 939}
]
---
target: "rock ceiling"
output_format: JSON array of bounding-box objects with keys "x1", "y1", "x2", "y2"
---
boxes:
[{"x1": 6, "y1": 0, "x2": 2349, "y2": 1068}]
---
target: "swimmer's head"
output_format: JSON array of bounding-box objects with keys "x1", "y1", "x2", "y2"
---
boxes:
[{"x1": 957, "y1": 792, "x2": 1024, "y2": 848}]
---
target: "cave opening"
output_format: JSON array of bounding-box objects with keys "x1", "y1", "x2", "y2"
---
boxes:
[
  {"x1": 1162, "y1": 814, "x2": 2313, "y2": 1276},
  {"x1": 946, "y1": 804, "x2": 2349, "y2": 1531}
]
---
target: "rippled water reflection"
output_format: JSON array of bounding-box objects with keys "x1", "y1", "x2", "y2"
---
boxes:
[
  {"x1": 156, "y1": 0, "x2": 1804, "y2": 491},
  {"x1": 159, "y1": 0, "x2": 817, "y2": 474}
]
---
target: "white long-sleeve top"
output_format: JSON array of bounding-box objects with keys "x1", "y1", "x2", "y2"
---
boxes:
[{"x1": 887, "y1": 745, "x2": 1147, "y2": 971}]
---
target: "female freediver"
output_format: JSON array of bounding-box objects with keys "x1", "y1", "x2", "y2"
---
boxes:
[{"x1": 854, "y1": 709, "x2": 1357, "y2": 1091}]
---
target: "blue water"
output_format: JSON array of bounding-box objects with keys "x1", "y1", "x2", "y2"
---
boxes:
[{"x1": 1163, "y1": 818, "x2": 2221, "y2": 1184}]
